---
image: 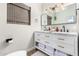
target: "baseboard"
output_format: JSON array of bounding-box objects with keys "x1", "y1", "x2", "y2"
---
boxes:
[{"x1": 27, "y1": 47, "x2": 38, "y2": 56}]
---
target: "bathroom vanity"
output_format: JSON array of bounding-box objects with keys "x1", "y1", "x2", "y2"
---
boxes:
[{"x1": 34, "y1": 31, "x2": 78, "y2": 56}]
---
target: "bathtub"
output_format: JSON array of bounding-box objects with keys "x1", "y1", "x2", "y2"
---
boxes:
[{"x1": 6, "y1": 50, "x2": 27, "y2": 56}]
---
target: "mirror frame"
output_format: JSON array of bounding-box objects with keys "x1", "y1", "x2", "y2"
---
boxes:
[{"x1": 41, "y1": 4, "x2": 77, "y2": 26}]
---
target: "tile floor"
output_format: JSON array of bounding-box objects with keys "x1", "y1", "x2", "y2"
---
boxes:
[{"x1": 31, "y1": 51, "x2": 47, "y2": 56}]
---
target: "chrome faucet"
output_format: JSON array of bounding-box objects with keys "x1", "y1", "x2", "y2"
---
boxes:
[{"x1": 62, "y1": 26, "x2": 65, "y2": 32}]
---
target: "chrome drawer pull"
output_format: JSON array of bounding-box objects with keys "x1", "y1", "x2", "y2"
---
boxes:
[
  {"x1": 58, "y1": 38, "x2": 64, "y2": 40},
  {"x1": 45, "y1": 36, "x2": 50, "y2": 37},
  {"x1": 45, "y1": 41, "x2": 49, "y2": 44},
  {"x1": 37, "y1": 34, "x2": 40, "y2": 36},
  {"x1": 58, "y1": 45, "x2": 64, "y2": 48},
  {"x1": 37, "y1": 39, "x2": 40, "y2": 41}
]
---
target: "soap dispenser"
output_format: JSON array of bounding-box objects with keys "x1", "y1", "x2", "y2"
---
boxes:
[{"x1": 55, "y1": 27, "x2": 59, "y2": 32}]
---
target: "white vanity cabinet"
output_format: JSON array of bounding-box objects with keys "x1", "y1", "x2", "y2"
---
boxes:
[
  {"x1": 34, "y1": 32, "x2": 55, "y2": 55},
  {"x1": 52, "y1": 33, "x2": 77, "y2": 55},
  {"x1": 34, "y1": 31, "x2": 78, "y2": 56}
]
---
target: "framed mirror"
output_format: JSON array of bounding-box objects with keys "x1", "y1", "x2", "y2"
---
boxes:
[{"x1": 41, "y1": 4, "x2": 77, "y2": 26}]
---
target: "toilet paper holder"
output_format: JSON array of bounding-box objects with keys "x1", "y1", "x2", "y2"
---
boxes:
[{"x1": 6, "y1": 38, "x2": 13, "y2": 43}]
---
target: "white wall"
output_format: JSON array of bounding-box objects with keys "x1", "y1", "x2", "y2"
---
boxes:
[
  {"x1": 0, "y1": 3, "x2": 78, "y2": 56},
  {"x1": 0, "y1": 3, "x2": 42, "y2": 55}
]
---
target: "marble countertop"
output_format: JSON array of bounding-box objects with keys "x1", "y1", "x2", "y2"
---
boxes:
[{"x1": 34, "y1": 31, "x2": 78, "y2": 36}]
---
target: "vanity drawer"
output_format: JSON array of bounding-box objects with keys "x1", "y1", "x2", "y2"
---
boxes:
[
  {"x1": 34, "y1": 33, "x2": 44, "y2": 41},
  {"x1": 35, "y1": 33, "x2": 52, "y2": 39},
  {"x1": 43, "y1": 33, "x2": 53, "y2": 40},
  {"x1": 34, "y1": 32, "x2": 44, "y2": 38},
  {"x1": 55, "y1": 42, "x2": 75, "y2": 55},
  {"x1": 55, "y1": 35, "x2": 75, "y2": 45},
  {"x1": 35, "y1": 33, "x2": 52, "y2": 42}
]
